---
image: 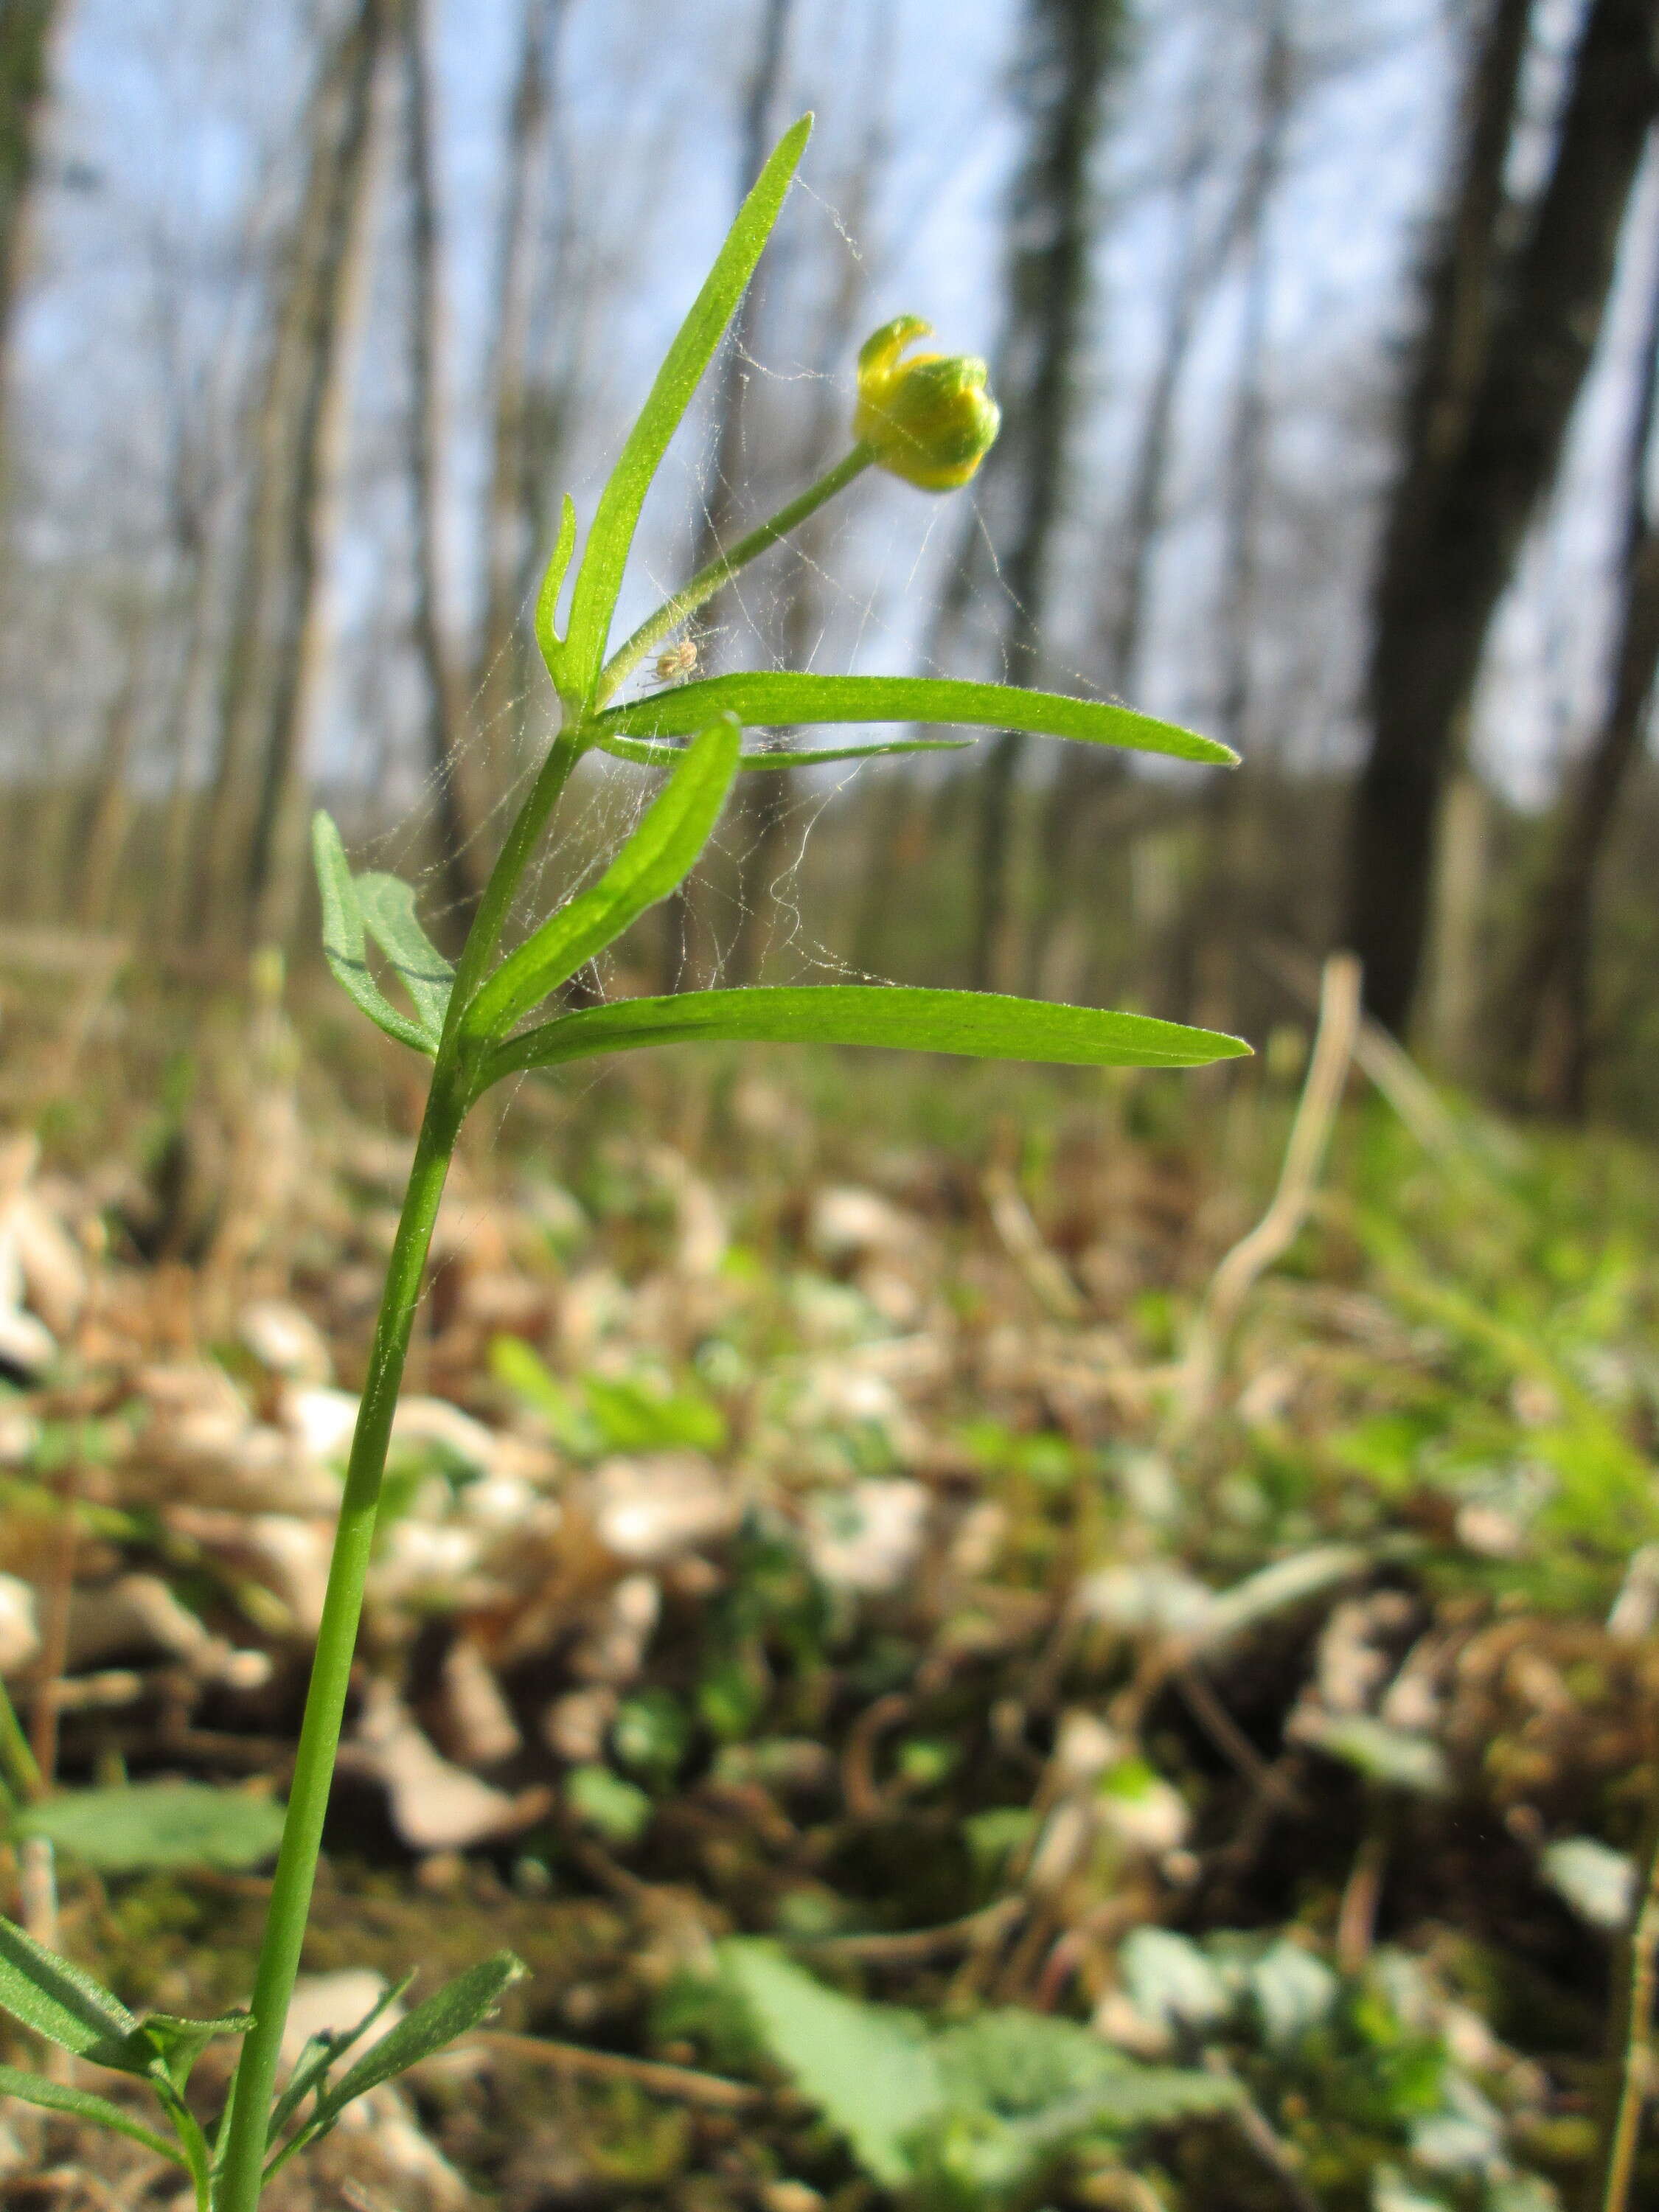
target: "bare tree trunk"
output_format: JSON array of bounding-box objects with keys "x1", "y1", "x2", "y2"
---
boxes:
[
  {"x1": 1178, "y1": 4, "x2": 1293, "y2": 1027},
  {"x1": 1346, "y1": 0, "x2": 1659, "y2": 1035},
  {"x1": 394, "y1": 0, "x2": 484, "y2": 936},
  {"x1": 967, "y1": 0, "x2": 1125, "y2": 992},
  {"x1": 473, "y1": 0, "x2": 571, "y2": 787},
  {"x1": 1026, "y1": 100, "x2": 1253, "y2": 989},
  {"x1": 198, "y1": 0, "x2": 387, "y2": 945},
  {"x1": 0, "y1": 0, "x2": 61, "y2": 473},
  {"x1": 1506, "y1": 169, "x2": 1659, "y2": 1113},
  {"x1": 657, "y1": 0, "x2": 796, "y2": 993},
  {"x1": 73, "y1": 622, "x2": 147, "y2": 930}
]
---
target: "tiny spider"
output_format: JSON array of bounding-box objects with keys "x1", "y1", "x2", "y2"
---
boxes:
[{"x1": 651, "y1": 636, "x2": 700, "y2": 685}]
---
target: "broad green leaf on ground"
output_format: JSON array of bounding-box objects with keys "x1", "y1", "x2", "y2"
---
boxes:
[
  {"x1": 934, "y1": 2011, "x2": 1130, "y2": 2112},
  {"x1": 594, "y1": 672, "x2": 1237, "y2": 768},
  {"x1": 464, "y1": 719, "x2": 740, "y2": 1040},
  {"x1": 354, "y1": 874, "x2": 454, "y2": 1044},
  {"x1": 15, "y1": 1782, "x2": 287, "y2": 1873},
  {"x1": 563, "y1": 117, "x2": 811, "y2": 695},
  {"x1": 719, "y1": 1941, "x2": 943, "y2": 2187},
  {"x1": 484, "y1": 985, "x2": 1251, "y2": 1086},
  {"x1": 0, "y1": 1914, "x2": 137, "y2": 2059},
  {"x1": 312, "y1": 814, "x2": 433, "y2": 1057},
  {"x1": 0, "y1": 2063, "x2": 184, "y2": 2165},
  {"x1": 308, "y1": 1953, "x2": 525, "y2": 2127},
  {"x1": 597, "y1": 730, "x2": 972, "y2": 771}
]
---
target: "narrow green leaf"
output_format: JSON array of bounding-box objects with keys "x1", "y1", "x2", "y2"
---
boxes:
[
  {"x1": 14, "y1": 1782, "x2": 287, "y2": 1874},
  {"x1": 597, "y1": 730, "x2": 972, "y2": 771},
  {"x1": 354, "y1": 873, "x2": 454, "y2": 1044},
  {"x1": 563, "y1": 116, "x2": 813, "y2": 695},
  {"x1": 0, "y1": 1915, "x2": 137, "y2": 2062},
  {"x1": 596, "y1": 672, "x2": 1237, "y2": 768},
  {"x1": 0, "y1": 2062, "x2": 185, "y2": 2166},
  {"x1": 310, "y1": 1953, "x2": 526, "y2": 2125},
  {"x1": 484, "y1": 985, "x2": 1251, "y2": 1088},
  {"x1": 535, "y1": 492, "x2": 578, "y2": 685},
  {"x1": 262, "y1": 1972, "x2": 416, "y2": 2161},
  {"x1": 463, "y1": 718, "x2": 741, "y2": 1042},
  {"x1": 311, "y1": 814, "x2": 434, "y2": 1057}
]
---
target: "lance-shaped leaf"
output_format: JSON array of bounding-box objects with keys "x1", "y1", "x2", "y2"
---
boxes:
[
  {"x1": 462, "y1": 718, "x2": 741, "y2": 1043},
  {"x1": 313, "y1": 814, "x2": 434, "y2": 1057},
  {"x1": 262, "y1": 1973, "x2": 414, "y2": 2151},
  {"x1": 595, "y1": 672, "x2": 1237, "y2": 769},
  {"x1": 484, "y1": 985, "x2": 1250, "y2": 1088},
  {"x1": 563, "y1": 117, "x2": 812, "y2": 698},
  {"x1": 355, "y1": 873, "x2": 454, "y2": 1045},
  {"x1": 0, "y1": 2063, "x2": 185, "y2": 2166},
  {"x1": 307, "y1": 1953, "x2": 525, "y2": 2128},
  {"x1": 0, "y1": 1914, "x2": 139, "y2": 2064},
  {"x1": 598, "y1": 730, "x2": 970, "y2": 772},
  {"x1": 535, "y1": 492, "x2": 578, "y2": 687}
]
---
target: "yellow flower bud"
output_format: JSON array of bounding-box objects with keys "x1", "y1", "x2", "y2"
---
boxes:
[{"x1": 853, "y1": 316, "x2": 1000, "y2": 492}]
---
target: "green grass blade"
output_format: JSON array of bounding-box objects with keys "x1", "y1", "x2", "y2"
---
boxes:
[
  {"x1": 562, "y1": 116, "x2": 812, "y2": 698},
  {"x1": 594, "y1": 672, "x2": 1237, "y2": 767},
  {"x1": 312, "y1": 814, "x2": 435, "y2": 1057},
  {"x1": 485, "y1": 985, "x2": 1251, "y2": 1085},
  {"x1": 354, "y1": 874, "x2": 455, "y2": 1046},
  {"x1": 463, "y1": 720, "x2": 740, "y2": 1043},
  {"x1": 0, "y1": 1916, "x2": 138, "y2": 2060},
  {"x1": 597, "y1": 731, "x2": 972, "y2": 771},
  {"x1": 0, "y1": 2062, "x2": 185, "y2": 2166}
]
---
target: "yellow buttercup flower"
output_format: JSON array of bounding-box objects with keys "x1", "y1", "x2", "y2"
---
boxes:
[{"x1": 853, "y1": 316, "x2": 1000, "y2": 492}]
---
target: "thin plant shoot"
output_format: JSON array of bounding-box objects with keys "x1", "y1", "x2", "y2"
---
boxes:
[{"x1": 0, "y1": 114, "x2": 1247, "y2": 2212}]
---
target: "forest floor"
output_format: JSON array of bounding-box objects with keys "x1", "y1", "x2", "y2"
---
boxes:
[{"x1": 0, "y1": 967, "x2": 1655, "y2": 2212}]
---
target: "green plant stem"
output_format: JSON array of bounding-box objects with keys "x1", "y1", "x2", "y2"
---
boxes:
[
  {"x1": 1591, "y1": 1791, "x2": 1659, "y2": 2212},
  {"x1": 215, "y1": 1081, "x2": 462, "y2": 2212},
  {"x1": 595, "y1": 443, "x2": 874, "y2": 706},
  {"x1": 446, "y1": 723, "x2": 585, "y2": 1035},
  {"x1": 0, "y1": 1677, "x2": 43, "y2": 1804}
]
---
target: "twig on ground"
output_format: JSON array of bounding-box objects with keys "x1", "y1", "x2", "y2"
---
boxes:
[
  {"x1": 981, "y1": 1165, "x2": 1087, "y2": 1321},
  {"x1": 473, "y1": 2030, "x2": 766, "y2": 2109},
  {"x1": 796, "y1": 1895, "x2": 1026, "y2": 1964},
  {"x1": 1172, "y1": 950, "x2": 1361, "y2": 1428}
]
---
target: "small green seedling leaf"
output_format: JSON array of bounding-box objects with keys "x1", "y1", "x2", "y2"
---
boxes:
[
  {"x1": 0, "y1": 2062, "x2": 186, "y2": 2166},
  {"x1": 598, "y1": 730, "x2": 972, "y2": 771},
  {"x1": 566, "y1": 1763, "x2": 653, "y2": 1843},
  {"x1": 1542, "y1": 1835, "x2": 1636, "y2": 1929},
  {"x1": 1118, "y1": 1927, "x2": 1231, "y2": 2036},
  {"x1": 462, "y1": 717, "x2": 741, "y2": 1040},
  {"x1": 720, "y1": 1941, "x2": 943, "y2": 2188},
  {"x1": 1302, "y1": 1714, "x2": 1450, "y2": 1796},
  {"x1": 355, "y1": 874, "x2": 454, "y2": 1045},
  {"x1": 563, "y1": 116, "x2": 813, "y2": 696},
  {"x1": 0, "y1": 1913, "x2": 139, "y2": 2062},
  {"x1": 595, "y1": 672, "x2": 1237, "y2": 768},
  {"x1": 484, "y1": 984, "x2": 1250, "y2": 1088},
  {"x1": 307, "y1": 1952, "x2": 525, "y2": 2127},
  {"x1": 13, "y1": 1781, "x2": 287, "y2": 1874},
  {"x1": 535, "y1": 492, "x2": 578, "y2": 686},
  {"x1": 313, "y1": 814, "x2": 434, "y2": 1057}
]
